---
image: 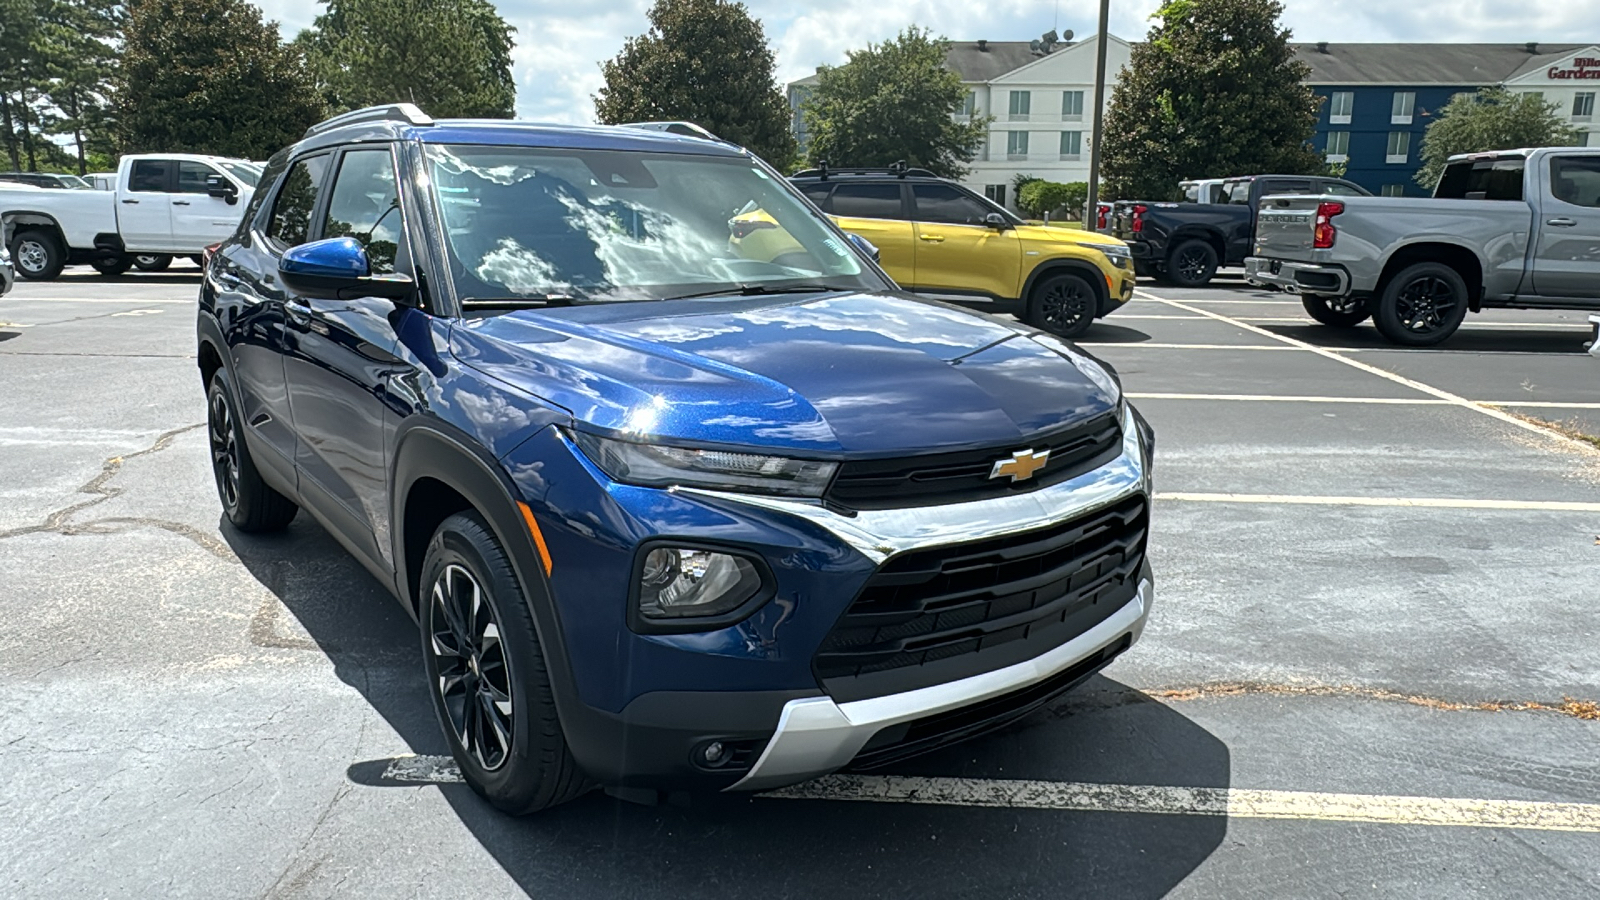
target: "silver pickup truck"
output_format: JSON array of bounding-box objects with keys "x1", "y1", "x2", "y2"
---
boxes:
[{"x1": 1245, "y1": 147, "x2": 1600, "y2": 346}]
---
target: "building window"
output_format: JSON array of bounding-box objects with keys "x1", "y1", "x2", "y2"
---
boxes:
[
  {"x1": 985, "y1": 184, "x2": 1007, "y2": 207},
  {"x1": 1006, "y1": 131, "x2": 1030, "y2": 160},
  {"x1": 1386, "y1": 131, "x2": 1411, "y2": 164},
  {"x1": 1008, "y1": 90, "x2": 1031, "y2": 122},
  {"x1": 1574, "y1": 92, "x2": 1596, "y2": 120},
  {"x1": 1325, "y1": 131, "x2": 1349, "y2": 161},
  {"x1": 1061, "y1": 91, "x2": 1084, "y2": 120},
  {"x1": 1391, "y1": 91, "x2": 1416, "y2": 125},
  {"x1": 959, "y1": 90, "x2": 977, "y2": 118},
  {"x1": 1059, "y1": 131, "x2": 1083, "y2": 160},
  {"x1": 1329, "y1": 91, "x2": 1353, "y2": 125},
  {"x1": 1381, "y1": 184, "x2": 1406, "y2": 197}
]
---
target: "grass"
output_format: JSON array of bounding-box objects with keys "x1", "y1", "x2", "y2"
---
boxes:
[
  {"x1": 1023, "y1": 219, "x2": 1086, "y2": 230},
  {"x1": 1503, "y1": 410, "x2": 1600, "y2": 451}
]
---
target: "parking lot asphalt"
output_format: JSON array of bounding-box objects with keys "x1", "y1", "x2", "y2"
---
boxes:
[{"x1": 3, "y1": 268, "x2": 1599, "y2": 898}]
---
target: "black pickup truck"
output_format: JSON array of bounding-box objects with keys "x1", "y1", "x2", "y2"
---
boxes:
[{"x1": 1111, "y1": 175, "x2": 1369, "y2": 286}]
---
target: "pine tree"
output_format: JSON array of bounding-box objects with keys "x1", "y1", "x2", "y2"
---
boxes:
[
  {"x1": 118, "y1": 0, "x2": 324, "y2": 158},
  {"x1": 1101, "y1": 0, "x2": 1323, "y2": 200},
  {"x1": 595, "y1": 0, "x2": 795, "y2": 169},
  {"x1": 1415, "y1": 88, "x2": 1580, "y2": 189}
]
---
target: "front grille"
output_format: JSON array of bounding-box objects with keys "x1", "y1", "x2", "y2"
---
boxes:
[
  {"x1": 825, "y1": 412, "x2": 1122, "y2": 511},
  {"x1": 815, "y1": 495, "x2": 1148, "y2": 702}
]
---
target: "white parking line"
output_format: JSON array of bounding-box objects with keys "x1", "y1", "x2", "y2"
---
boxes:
[
  {"x1": 1126, "y1": 393, "x2": 1600, "y2": 410},
  {"x1": 1136, "y1": 292, "x2": 1594, "y2": 451},
  {"x1": 765, "y1": 775, "x2": 1600, "y2": 834},
  {"x1": 1156, "y1": 492, "x2": 1600, "y2": 512},
  {"x1": 1078, "y1": 342, "x2": 1302, "y2": 351},
  {"x1": 1231, "y1": 318, "x2": 1594, "y2": 329},
  {"x1": 2, "y1": 296, "x2": 194, "y2": 304}
]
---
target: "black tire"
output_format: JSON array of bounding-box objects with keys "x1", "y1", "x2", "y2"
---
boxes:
[
  {"x1": 8, "y1": 229, "x2": 65, "y2": 280},
  {"x1": 90, "y1": 255, "x2": 132, "y2": 276},
  {"x1": 1166, "y1": 239, "x2": 1218, "y2": 287},
  {"x1": 420, "y1": 511, "x2": 592, "y2": 814},
  {"x1": 1372, "y1": 262, "x2": 1469, "y2": 347},
  {"x1": 1026, "y1": 271, "x2": 1097, "y2": 338},
  {"x1": 1301, "y1": 294, "x2": 1370, "y2": 328},
  {"x1": 133, "y1": 254, "x2": 173, "y2": 271},
  {"x1": 207, "y1": 370, "x2": 297, "y2": 532}
]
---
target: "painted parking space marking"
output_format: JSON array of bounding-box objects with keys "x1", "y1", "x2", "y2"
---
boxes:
[
  {"x1": 1127, "y1": 393, "x2": 1600, "y2": 410},
  {"x1": 1135, "y1": 291, "x2": 1595, "y2": 451},
  {"x1": 1078, "y1": 342, "x2": 1303, "y2": 351},
  {"x1": 1231, "y1": 317, "x2": 1594, "y2": 329},
  {"x1": 372, "y1": 758, "x2": 1600, "y2": 833},
  {"x1": 764, "y1": 775, "x2": 1600, "y2": 834},
  {"x1": 2, "y1": 296, "x2": 195, "y2": 304},
  {"x1": 1156, "y1": 492, "x2": 1600, "y2": 512}
]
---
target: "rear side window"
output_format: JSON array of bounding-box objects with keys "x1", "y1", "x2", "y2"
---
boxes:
[
  {"x1": 266, "y1": 155, "x2": 330, "y2": 251},
  {"x1": 323, "y1": 149, "x2": 405, "y2": 274},
  {"x1": 129, "y1": 160, "x2": 172, "y2": 192},
  {"x1": 1323, "y1": 183, "x2": 1367, "y2": 197},
  {"x1": 911, "y1": 183, "x2": 993, "y2": 225},
  {"x1": 1225, "y1": 181, "x2": 1253, "y2": 204},
  {"x1": 829, "y1": 183, "x2": 904, "y2": 220},
  {"x1": 1434, "y1": 158, "x2": 1525, "y2": 201},
  {"x1": 1551, "y1": 156, "x2": 1600, "y2": 208},
  {"x1": 798, "y1": 183, "x2": 832, "y2": 207}
]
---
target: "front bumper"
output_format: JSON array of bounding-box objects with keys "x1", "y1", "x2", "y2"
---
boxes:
[{"x1": 1244, "y1": 256, "x2": 1350, "y2": 296}]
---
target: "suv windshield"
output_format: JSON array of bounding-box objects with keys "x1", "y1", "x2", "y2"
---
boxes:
[{"x1": 426, "y1": 145, "x2": 882, "y2": 303}]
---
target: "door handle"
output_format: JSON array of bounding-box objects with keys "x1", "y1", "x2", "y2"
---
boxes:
[
  {"x1": 1547, "y1": 217, "x2": 1578, "y2": 227},
  {"x1": 918, "y1": 234, "x2": 946, "y2": 243},
  {"x1": 172, "y1": 199, "x2": 191, "y2": 206},
  {"x1": 121, "y1": 198, "x2": 139, "y2": 204}
]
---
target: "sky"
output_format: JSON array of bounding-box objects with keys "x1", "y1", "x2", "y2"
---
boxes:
[{"x1": 253, "y1": 0, "x2": 1600, "y2": 123}]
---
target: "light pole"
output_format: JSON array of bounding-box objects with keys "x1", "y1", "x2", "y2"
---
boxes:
[{"x1": 1086, "y1": 0, "x2": 1111, "y2": 225}]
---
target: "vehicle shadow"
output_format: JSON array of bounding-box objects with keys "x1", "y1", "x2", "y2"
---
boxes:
[
  {"x1": 53, "y1": 267, "x2": 202, "y2": 286},
  {"x1": 1081, "y1": 322, "x2": 1154, "y2": 344},
  {"x1": 225, "y1": 516, "x2": 1230, "y2": 900}
]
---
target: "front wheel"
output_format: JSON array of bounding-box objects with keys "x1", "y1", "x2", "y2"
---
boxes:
[
  {"x1": 1373, "y1": 263, "x2": 1468, "y2": 347},
  {"x1": 1026, "y1": 271, "x2": 1097, "y2": 338},
  {"x1": 420, "y1": 512, "x2": 591, "y2": 814},
  {"x1": 1301, "y1": 294, "x2": 1370, "y2": 328},
  {"x1": 9, "y1": 230, "x2": 65, "y2": 280},
  {"x1": 133, "y1": 254, "x2": 173, "y2": 271}
]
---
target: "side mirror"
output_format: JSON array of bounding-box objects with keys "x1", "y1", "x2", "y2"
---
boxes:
[
  {"x1": 984, "y1": 212, "x2": 1010, "y2": 230},
  {"x1": 845, "y1": 231, "x2": 880, "y2": 263},
  {"x1": 279, "y1": 237, "x2": 414, "y2": 302},
  {"x1": 205, "y1": 175, "x2": 239, "y2": 205}
]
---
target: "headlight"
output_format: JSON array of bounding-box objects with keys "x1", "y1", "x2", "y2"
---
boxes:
[
  {"x1": 569, "y1": 430, "x2": 838, "y2": 498},
  {"x1": 1093, "y1": 243, "x2": 1132, "y2": 265},
  {"x1": 636, "y1": 546, "x2": 765, "y2": 621}
]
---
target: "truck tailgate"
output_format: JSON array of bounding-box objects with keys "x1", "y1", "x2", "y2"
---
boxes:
[{"x1": 1253, "y1": 195, "x2": 1323, "y2": 260}]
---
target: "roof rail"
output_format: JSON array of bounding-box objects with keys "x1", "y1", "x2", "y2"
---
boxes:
[
  {"x1": 618, "y1": 121, "x2": 729, "y2": 143},
  {"x1": 304, "y1": 103, "x2": 434, "y2": 139},
  {"x1": 791, "y1": 163, "x2": 938, "y2": 181}
]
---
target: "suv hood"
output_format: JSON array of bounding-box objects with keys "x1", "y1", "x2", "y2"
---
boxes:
[
  {"x1": 449, "y1": 291, "x2": 1118, "y2": 455},
  {"x1": 1014, "y1": 223, "x2": 1127, "y2": 251}
]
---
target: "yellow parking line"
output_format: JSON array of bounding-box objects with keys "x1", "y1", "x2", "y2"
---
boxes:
[
  {"x1": 764, "y1": 775, "x2": 1600, "y2": 833},
  {"x1": 1156, "y1": 491, "x2": 1600, "y2": 512}
]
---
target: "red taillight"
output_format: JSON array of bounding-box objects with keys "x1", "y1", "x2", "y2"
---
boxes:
[
  {"x1": 1096, "y1": 203, "x2": 1108, "y2": 230},
  {"x1": 202, "y1": 243, "x2": 221, "y2": 269},
  {"x1": 1131, "y1": 204, "x2": 1148, "y2": 234},
  {"x1": 1313, "y1": 201, "x2": 1344, "y2": 249},
  {"x1": 730, "y1": 219, "x2": 777, "y2": 240}
]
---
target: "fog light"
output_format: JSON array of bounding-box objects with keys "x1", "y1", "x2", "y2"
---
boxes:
[{"x1": 638, "y1": 547, "x2": 763, "y2": 620}]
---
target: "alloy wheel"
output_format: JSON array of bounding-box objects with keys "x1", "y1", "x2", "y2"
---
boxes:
[
  {"x1": 429, "y1": 564, "x2": 514, "y2": 771},
  {"x1": 1039, "y1": 278, "x2": 1092, "y2": 334},
  {"x1": 1394, "y1": 276, "x2": 1459, "y2": 334},
  {"x1": 1175, "y1": 246, "x2": 1210, "y2": 281},
  {"x1": 208, "y1": 389, "x2": 240, "y2": 510},
  {"x1": 15, "y1": 240, "x2": 48, "y2": 275}
]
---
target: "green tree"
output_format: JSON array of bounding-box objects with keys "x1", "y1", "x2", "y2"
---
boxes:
[
  {"x1": 1101, "y1": 0, "x2": 1323, "y2": 200},
  {"x1": 118, "y1": 0, "x2": 324, "y2": 158},
  {"x1": 297, "y1": 0, "x2": 515, "y2": 119},
  {"x1": 1415, "y1": 87, "x2": 1579, "y2": 189},
  {"x1": 41, "y1": 0, "x2": 123, "y2": 174},
  {"x1": 594, "y1": 0, "x2": 795, "y2": 169},
  {"x1": 802, "y1": 27, "x2": 988, "y2": 178}
]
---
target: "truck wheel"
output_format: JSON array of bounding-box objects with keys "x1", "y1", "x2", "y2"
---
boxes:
[
  {"x1": 133, "y1": 254, "x2": 173, "y2": 272},
  {"x1": 207, "y1": 369, "x2": 298, "y2": 532},
  {"x1": 1373, "y1": 263, "x2": 1468, "y2": 347},
  {"x1": 1166, "y1": 240, "x2": 1218, "y2": 287},
  {"x1": 1026, "y1": 271, "x2": 1096, "y2": 338},
  {"x1": 1301, "y1": 294, "x2": 1370, "y2": 328},
  {"x1": 9, "y1": 230, "x2": 65, "y2": 280},
  {"x1": 90, "y1": 255, "x2": 132, "y2": 276},
  {"x1": 420, "y1": 511, "x2": 592, "y2": 814}
]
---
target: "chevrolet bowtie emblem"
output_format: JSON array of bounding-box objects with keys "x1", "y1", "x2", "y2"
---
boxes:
[{"x1": 990, "y1": 448, "x2": 1050, "y2": 482}]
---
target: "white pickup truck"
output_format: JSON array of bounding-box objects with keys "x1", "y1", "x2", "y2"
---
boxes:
[{"x1": 0, "y1": 153, "x2": 260, "y2": 280}]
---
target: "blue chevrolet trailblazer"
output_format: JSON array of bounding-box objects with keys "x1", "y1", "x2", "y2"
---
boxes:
[{"x1": 197, "y1": 104, "x2": 1155, "y2": 813}]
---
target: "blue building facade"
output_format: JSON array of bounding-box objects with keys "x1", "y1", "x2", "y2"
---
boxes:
[{"x1": 1309, "y1": 85, "x2": 1478, "y2": 197}]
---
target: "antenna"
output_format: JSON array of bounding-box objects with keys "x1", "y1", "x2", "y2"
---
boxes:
[{"x1": 1054, "y1": 0, "x2": 1059, "y2": 31}]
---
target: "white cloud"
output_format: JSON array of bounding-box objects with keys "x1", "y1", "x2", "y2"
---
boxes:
[{"x1": 261, "y1": 0, "x2": 1599, "y2": 124}]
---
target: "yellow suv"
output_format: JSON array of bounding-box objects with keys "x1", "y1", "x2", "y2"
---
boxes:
[{"x1": 788, "y1": 168, "x2": 1136, "y2": 337}]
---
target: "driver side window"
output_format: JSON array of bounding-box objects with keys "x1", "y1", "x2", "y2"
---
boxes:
[
  {"x1": 266, "y1": 155, "x2": 330, "y2": 252},
  {"x1": 323, "y1": 149, "x2": 405, "y2": 274}
]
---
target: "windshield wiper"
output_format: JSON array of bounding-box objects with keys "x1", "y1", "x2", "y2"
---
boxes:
[
  {"x1": 460, "y1": 295, "x2": 580, "y2": 310},
  {"x1": 665, "y1": 283, "x2": 852, "y2": 301}
]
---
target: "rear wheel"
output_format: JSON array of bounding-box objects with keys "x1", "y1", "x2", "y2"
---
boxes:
[
  {"x1": 133, "y1": 254, "x2": 173, "y2": 271},
  {"x1": 207, "y1": 370, "x2": 297, "y2": 532},
  {"x1": 90, "y1": 255, "x2": 132, "y2": 276},
  {"x1": 1166, "y1": 239, "x2": 1218, "y2": 287},
  {"x1": 1373, "y1": 262, "x2": 1468, "y2": 347},
  {"x1": 420, "y1": 512, "x2": 591, "y2": 814},
  {"x1": 9, "y1": 230, "x2": 65, "y2": 280},
  {"x1": 1026, "y1": 271, "x2": 1097, "y2": 338},
  {"x1": 1301, "y1": 294, "x2": 1370, "y2": 328}
]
